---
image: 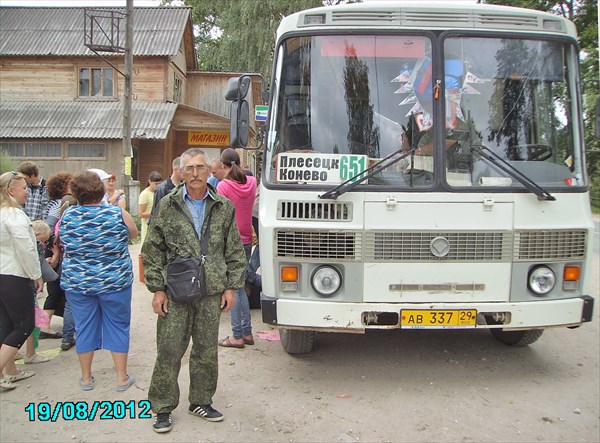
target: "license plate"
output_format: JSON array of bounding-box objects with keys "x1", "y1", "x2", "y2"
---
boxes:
[{"x1": 401, "y1": 310, "x2": 477, "y2": 328}]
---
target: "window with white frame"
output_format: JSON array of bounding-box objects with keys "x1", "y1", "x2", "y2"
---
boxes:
[
  {"x1": 79, "y1": 67, "x2": 114, "y2": 98},
  {"x1": 67, "y1": 143, "x2": 106, "y2": 158}
]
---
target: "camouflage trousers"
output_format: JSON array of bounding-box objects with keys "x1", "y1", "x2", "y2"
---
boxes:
[{"x1": 148, "y1": 294, "x2": 221, "y2": 413}]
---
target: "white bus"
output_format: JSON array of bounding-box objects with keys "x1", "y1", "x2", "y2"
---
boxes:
[{"x1": 227, "y1": 1, "x2": 595, "y2": 353}]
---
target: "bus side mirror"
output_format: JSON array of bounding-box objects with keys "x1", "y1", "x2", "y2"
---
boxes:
[
  {"x1": 230, "y1": 100, "x2": 249, "y2": 148},
  {"x1": 225, "y1": 76, "x2": 251, "y2": 101},
  {"x1": 225, "y1": 76, "x2": 251, "y2": 148}
]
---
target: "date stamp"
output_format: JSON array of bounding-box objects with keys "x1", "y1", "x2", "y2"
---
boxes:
[{"x1": 24, "y1": 400, "x2": 152, "y2": 421}]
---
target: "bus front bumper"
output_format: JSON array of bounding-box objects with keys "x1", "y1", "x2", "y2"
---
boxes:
[{"x1": 260, "y1": 295, "x2": 594, "y2": 331}]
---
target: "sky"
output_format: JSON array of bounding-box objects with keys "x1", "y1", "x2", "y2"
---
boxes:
[{"x1": 0, "y1": 0, "x2": 163, "y2": 6}]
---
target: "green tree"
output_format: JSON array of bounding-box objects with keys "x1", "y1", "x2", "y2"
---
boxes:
[
  {"x1": 170, "y1": 0, "x2": 327, "y2": 78},
  {"x1": 0, "y1": 150, "x2": 15, "y2": 174}
]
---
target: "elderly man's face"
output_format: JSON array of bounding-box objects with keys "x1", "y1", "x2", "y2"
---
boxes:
[{"x1": 183, "y1": 154, "x2": 209, "y2": 194}]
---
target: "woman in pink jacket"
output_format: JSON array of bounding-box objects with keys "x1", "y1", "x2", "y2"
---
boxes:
[{"x1": 217, "y1": 149, "x2": 256, "y2": 348}]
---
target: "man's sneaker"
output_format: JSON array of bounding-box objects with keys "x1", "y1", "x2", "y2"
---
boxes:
[
  {"x1": 61, "y1": 338, "x2": 76, "y2": 351},
  {"x1": 188, "y1": 404, "x2": 224, "y2": 422},
  {"x1": 153, "y1": 413, "x2": 172, "y2": 433}
]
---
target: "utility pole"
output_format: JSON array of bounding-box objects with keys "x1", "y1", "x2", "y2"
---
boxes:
[
  {"x1": 83, "y1": 3, "x2": 134, "y2": 211},
  {"x1": 123, "y1": 0, "x2": 133, "y2": 195}
]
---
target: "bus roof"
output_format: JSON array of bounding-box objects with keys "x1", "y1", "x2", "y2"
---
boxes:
[{"x1": 278, "y1": 1, "x2": 576, "y2": 40}]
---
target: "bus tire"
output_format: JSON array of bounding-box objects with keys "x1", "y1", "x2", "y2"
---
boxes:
[
  {"x1": 489, "y1": 328, "x2": 544, "y2": 347},
  {"x1": 280, "y1": 328, "x2": 315, "y2": 354}
]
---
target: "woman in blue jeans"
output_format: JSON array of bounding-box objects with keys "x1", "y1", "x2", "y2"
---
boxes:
[{"x1": 217, "y1": 149, "x2": 257, "y2": 348}]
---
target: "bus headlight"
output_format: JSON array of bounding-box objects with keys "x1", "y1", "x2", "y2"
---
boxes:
[
  {"x1": 528, "y1": 266, "x2": 556, "y2": 296},
  {"x1": 311, "y1": 266, "x2": 342, "y2": 297}
]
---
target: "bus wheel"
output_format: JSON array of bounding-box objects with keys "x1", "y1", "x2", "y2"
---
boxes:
[
  {"x1": 489, "y1": 328, "x2": 544, "y2": 347},
  {"x1": 280, "y1": 328, "x2": 315, "y2": 354}
]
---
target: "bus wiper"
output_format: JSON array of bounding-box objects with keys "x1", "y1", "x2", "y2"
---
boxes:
[
  {"x1": 319, "y1": 147, "x2": 417, "y2": 200},
  {"x1": 471, "y1": 145, "x2": 555, "y2": 201}
]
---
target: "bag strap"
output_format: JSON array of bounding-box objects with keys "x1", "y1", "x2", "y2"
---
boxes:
[{"x1": 200, "y1": 208, "x2": 212, "y2": 264}]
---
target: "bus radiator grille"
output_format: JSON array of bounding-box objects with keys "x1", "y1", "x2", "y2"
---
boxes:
[
  {"x1": 278, "y1": 200, "x2": 352, "y2": 222},
  {"x1": 276, "y1": 229, "x2": 360, "y2": 260},
  {"x1": 515, "y1": 230, "x2": 587, "y2": 261},
  {"x1": 364, "y1": 231, "x2": 511, "y2": 262}
]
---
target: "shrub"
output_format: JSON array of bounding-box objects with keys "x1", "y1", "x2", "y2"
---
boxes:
[{"x1": 0, "y1": 150, "x2": 15, "y2": 174}]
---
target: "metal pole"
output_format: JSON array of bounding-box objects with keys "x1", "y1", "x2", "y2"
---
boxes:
[{"x1": 123, "y1": 0, "x2": 133, "y2": 193}]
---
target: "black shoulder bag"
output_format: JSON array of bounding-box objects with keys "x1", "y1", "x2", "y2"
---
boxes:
[{"x1": 166, "y1": 210, "x2": 212, "y2": 303}]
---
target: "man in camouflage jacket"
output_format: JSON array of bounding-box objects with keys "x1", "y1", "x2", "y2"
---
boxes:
[{"x1": 142, "y1": 148, "x2": 247, "y2": 433}]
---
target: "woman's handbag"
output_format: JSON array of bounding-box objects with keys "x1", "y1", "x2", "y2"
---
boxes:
[{"x1": 166, "y1": 211, "x2": 212, "y2": 303}]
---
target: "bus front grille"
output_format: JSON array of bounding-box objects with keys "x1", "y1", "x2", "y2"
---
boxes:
[
  {"x1": 276, "y1": 229, "x2": 360, "y2": 260},
  {"x1": 365, "y1": 231, "x2": 511, "y2": 262},
  {"x1": 515, "y1": 230, "x2": 587, "y2": 261},
  {"x1": 278, "y1": 200, "x2": 352, "y2": 221},
  {"x1": 274, "y1": 229, "x2": 586, "y2": 263}
]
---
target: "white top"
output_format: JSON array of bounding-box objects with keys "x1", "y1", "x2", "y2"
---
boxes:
[{"x1": 0, "y1": 206, "x2": 42, "y2": 280}]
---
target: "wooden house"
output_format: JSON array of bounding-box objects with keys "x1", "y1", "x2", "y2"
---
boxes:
[{"x1": 0, "y1": 6, "x2": 263, "y2": 197}]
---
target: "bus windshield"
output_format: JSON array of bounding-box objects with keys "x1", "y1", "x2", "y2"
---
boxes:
[{"x1": 265, "y1": 34, "x2": 585, "y2": 191}]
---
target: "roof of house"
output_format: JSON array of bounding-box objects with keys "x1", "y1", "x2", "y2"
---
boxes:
[
  {"x1": 0, "y1": 7, "x2": 194, "y2": 60},
  {"x1": 0, "y1": 101, "x2": 179, "y2": 140}
]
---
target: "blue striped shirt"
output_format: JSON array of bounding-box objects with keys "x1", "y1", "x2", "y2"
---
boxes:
[{"x1": 59, "y1": 205, "x2": 133, "y2": 294}]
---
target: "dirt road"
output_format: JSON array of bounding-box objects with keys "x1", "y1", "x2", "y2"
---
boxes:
[{"x1": 1, "y1": 242, "x2": 598, "y2": 442}]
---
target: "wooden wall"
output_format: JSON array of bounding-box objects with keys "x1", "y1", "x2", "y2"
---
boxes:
[
  {"x1": 137, "y1": 139, "x2": 166, "y2": 187},
  {"x1": 185, "y1": 72, "x2": 264, "y2": 120},
  {"x1": 0, "y1": 56, "x2": 169, "y2": 103},
  {"x1": 167, "y1": 63, "x2": 186, "y2": 103},
  {"x1": 171, "y1": 41, "x2": 188, "y2": 79},
  {"x1": 185, "y1": 73, "x2": 231, "y2": 117},
  {"x1": 132, "y1": 57, "x2": 169, "y2": 102},
  {"x1": 8, "y1": 139, "x2": 123, "y2": 185},
  {"x1": 185, "y1": 72, "x2": 264, "y2": 149}
]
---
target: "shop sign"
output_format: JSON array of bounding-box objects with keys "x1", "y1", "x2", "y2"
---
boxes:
[{"x1": 188, "y1": 131, "x2": 229, "y2": 146}]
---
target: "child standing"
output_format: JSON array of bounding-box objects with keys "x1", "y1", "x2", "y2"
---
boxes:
[{"x1": 22, "y1": 221, "x2": 56, "y2": 363}]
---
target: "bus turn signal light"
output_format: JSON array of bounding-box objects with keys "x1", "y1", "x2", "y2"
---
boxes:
[
  {"x1": 281, "y1": 266, "x2": 298, "y2": 282},
  {"x1": 281, "y1": 266, "x2": 299, "y2": 292},
  {"x1": 563, "y1": 265, "x2": 580, "y2": 281},
  {"x1": 563, "y1": 265, "x2": 580, "y2": 291}
]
